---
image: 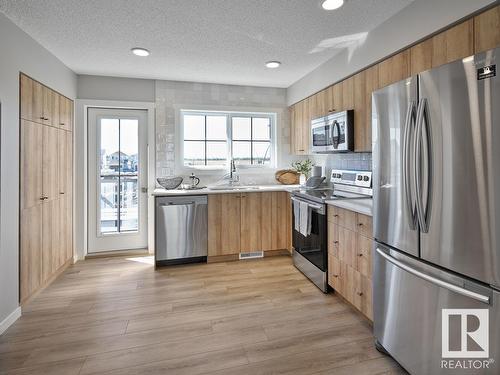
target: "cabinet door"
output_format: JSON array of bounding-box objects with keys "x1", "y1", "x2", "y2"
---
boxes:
[
  {"x1": 292, "y1": 101, "x2": 304, "y2": 154},
  {"x1": 20, "y1": 204, "x2": 43, "y2": 302},
  {"x1": 208, "y1": 193, "x2": 241, "y2": 256},
  {"x1": 42, "y1": 86, "x2": 52, "y2": 126},
  {"x1": 338, "y1": 226, "x2": 357, "y2": 268},
  {"x1": 356, "y1": 213, "x2": 373, "y2": 238},
  {"x1": 378, "y1": 50, "x2": 410, "y2": 88},
  {"x1": 301, "y1": 97, "x2": 311, "y2": 154},
  {"x1": 240, "y1": 192, "x2": 262, "y2": 252},
  {"x1": 59, "y1": 96, "x2": 74, "y2": 131},
  {"x1": 51, "y1": 90, "x2": 60, "y2": 128},
  {"x1": 474, "y1": 5, "x2": 500, "y2": 54},
  {"x1": 356, "y1": 234, "x2": 372, "y2": 279},
  {"x1": 42, "y1": 199, "x2": 61, "y2": 282},
  {"x1": 33, "y1": 80, "x2": 44, "y2": 124},
  {"x1": 329, "y1": 83, "x2": 342, "y2": 113},
  {"x1": 21, "y1": 120, "x2": 43, "y2": 209},
  {"x1": 342, "y1": 77, "x2": 354, "y2": 111},
  {"x1": 328, "y1": 255, "x2": 343, "y2": 291},
  {"x1": 43, "y1": 125, "x2": 60, "y2": 201},
  {"x1": 432, "y1": 20, "x2": 473, "y2": 67},
  {"x1": 20, "y1": 74, "x2": 34, "y2": 122},
  {"x1": 410, "y1": 38, "x2": 433, "y2": 76},
  {"x1": 59, "y1": 195, "x2": 72, "y2": 266},
  {"x1": 353, "y1": 71, "x2": 368, "y2": 152},
  {"x1": 365, "y1": 64, "x2": 379, "y2": 145},
  {"x1": 58, "y1": 129, "x2": 72, "y2": 196},
  {"x1": 329, "y1": 206, "x2": 357, "y2": 231},
  {"x1": 270, "y1": 192, "x2": 290, "y2": 250}
]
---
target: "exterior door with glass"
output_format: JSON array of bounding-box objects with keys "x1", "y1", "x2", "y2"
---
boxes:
[{"x1": 88, "y1": 108, "x2": 148, "y2": 253}]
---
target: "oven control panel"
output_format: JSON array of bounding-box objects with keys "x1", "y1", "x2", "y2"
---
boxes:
[{"x1": 330, "y1": 169, "x2": 372, "y2": 188}]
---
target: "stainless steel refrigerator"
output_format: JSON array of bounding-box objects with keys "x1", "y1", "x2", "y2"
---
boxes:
[{"x1": 372, "y1": 47, "x2": 500, "y2": 374}]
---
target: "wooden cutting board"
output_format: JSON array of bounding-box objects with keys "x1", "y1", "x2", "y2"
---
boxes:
[{"x1": 275, "y1": 169, "x2": 299, "y2": 185}]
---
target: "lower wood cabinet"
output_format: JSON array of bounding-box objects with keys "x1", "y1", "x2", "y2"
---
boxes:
[
  {"x1": 208, "y1": 191, "x2": 291, "y2": 258},
  {"x1": 328, "y1": 206, "x2": 373, "y2": 320}
]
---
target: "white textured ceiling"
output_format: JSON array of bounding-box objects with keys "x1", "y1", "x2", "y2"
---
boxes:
[{"x1": 0, "y1": 0, "x2": 414, "y2": 87}]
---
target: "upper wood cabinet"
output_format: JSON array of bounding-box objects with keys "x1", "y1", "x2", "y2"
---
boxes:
[
  {"x1": 59, "y1": 95, "x2": 73, "y2": 131},
  {"x1": 353, "y1": 71, "x2": 369, "y2": 152},
  {"x1": 327, "y1": 83, "x2": 342, "y2": 113},
  {"x1": 290, "y1": 98, "x2": 310, "y2": 155},
  {"x1": 474, "y1": 5, "x2": 500, "y2": 54},
  {"x1": 208, "y1": 193, "x2": 241, "y2": 256},
  {"x1": 410, "y1": 38, "x2": 433, "y2": 76},
  {"x1": 342, "y1": 77, "x2": 354, "y2": 111},
  {"x1": 378, "y1": 50, "x2": 410, "y2": 89},
  {"x1": 432, "y1": 19, "x2": 473, "y2": 68}
]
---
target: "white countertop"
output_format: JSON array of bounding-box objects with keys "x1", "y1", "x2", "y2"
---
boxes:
[
  {"x1": 152, "y1": 184, "x2": 300, "y2": 196},
  {"x1": 325, "y1": 198, "x2": 373, "y2": 217}
]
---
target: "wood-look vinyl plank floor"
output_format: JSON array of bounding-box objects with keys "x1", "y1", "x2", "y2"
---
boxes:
[{"x1": 0, "y1": 255, "x2": 405, "y2": 375}]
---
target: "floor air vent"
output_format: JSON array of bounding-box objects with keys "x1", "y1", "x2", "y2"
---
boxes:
[{"x1": 239, "y1": 251, "x2": 264, "y2": 260}]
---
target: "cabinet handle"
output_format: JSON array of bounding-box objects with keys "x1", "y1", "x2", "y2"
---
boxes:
[
  {"x1": 334, "y1": 214, "x2": 339, "y2": 218},
  {"x1": 334, "y1": 241, "x2": 339, "y2": 244},
  {"x1": 358, "y1": 223, "x2": 363, "y2": 226},
  {"x1": 298, "y1": 149, "x2": 305, "y2": 152},
  {"x1": 357, "y1": 292, "x2": 363, "y2": 296},
  {"x1": 59, "y1": 192, "x2": 65, "y2": 195},
  {"x1": 39, "y1": 196, "x2": 48, "y2": 200},
  {"x1": 40, "y1": 116, "x2": 45, "y2": 120},
  {"x1": 358, "y1": 253, "x2": 363, "y2": 257},
  {"x1": 60, "y1": 123, "x2": 65, "y2": 126},
  {"x1": 328, "y1": 109, "x2": 335, "y2": 112},
  {"x1": 332, "y1": 274, "x2": 338, "y2": 278}
]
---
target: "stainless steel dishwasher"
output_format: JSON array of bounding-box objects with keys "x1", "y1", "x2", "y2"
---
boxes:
[{"x1": 155, "y1": 195, "x2": 207, "y2": 266}]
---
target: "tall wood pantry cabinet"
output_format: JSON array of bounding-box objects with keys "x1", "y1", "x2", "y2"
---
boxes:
[{"x1": 19, "y1": 73, "x2": 74, "y2": 303}]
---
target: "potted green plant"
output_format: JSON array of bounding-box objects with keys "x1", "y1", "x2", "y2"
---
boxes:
[{"x1": 291, "y1": 159, "x2": 314, "y2": 185}]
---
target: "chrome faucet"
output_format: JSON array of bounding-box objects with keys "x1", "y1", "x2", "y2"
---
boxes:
[{"x1": 228, "y1": 159, "x2": 239, "y2": 184}]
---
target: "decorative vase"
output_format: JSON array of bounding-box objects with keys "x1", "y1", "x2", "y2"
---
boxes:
[{"x1": 299, "y1": 173, "x2": 307, "y2": 186}]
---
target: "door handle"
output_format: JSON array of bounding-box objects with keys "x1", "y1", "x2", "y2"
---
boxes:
[
  {"x1": 414, "y1": 98, "x2": 432, "y2": 233},
  {"x1": 402, "y1": 101, "x2": 417, "y2": 230},
  {"x1": 376, "y1": 248, "x2": 490, "y2": 304}
]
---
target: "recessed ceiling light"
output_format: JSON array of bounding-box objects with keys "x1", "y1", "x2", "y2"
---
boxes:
[
  {"x1": 322, "y1": 0, "x2": 344, "y2": 10},
  {"x1": 131, "y1": 47, "x2": 150, "y2": 57},
  {"x1": 265, "y1": 61, "x2": 281, "y2": 68}
]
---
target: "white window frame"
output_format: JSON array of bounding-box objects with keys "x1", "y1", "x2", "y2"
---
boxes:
[{"x1": 178, "y1": 109, "x2": 277, "y2": 172}]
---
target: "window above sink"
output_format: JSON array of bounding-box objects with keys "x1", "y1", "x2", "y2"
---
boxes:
[{"x1": 180, "y1": 110, "x2": 277, "y2": 170}]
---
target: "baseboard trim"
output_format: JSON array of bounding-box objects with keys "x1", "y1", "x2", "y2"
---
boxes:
[
  {"x1": 85, "y1": 249, "x2": 149, "y2": 259},
  {"x1": 0, "y1": 307, "x2": 22, "y2": 336}
]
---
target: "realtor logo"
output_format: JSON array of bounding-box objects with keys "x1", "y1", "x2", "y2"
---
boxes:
[{"x1": 442, "y1": 309, "x2": 489, "y2": 358}]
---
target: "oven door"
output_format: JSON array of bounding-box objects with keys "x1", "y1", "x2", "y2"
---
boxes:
[
  {"x1": 291, "y1": 197, "x2": 327, "y2": 272},
  {"x1": 311, "y1": 122, "x2": 333, "y2": 153}
]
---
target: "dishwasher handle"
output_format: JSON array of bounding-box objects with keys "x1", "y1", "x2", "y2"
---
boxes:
[{"x1": 155, "y1": 195, "x2": 208, "y2": 207}]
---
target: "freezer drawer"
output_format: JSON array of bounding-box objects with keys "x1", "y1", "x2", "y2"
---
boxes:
[
  {"x1": 155, "y1": 196, "x2": 207, "y2": 265},
  {"x1": 374, "y1": 243, "x2": 499, "y2": 375}
]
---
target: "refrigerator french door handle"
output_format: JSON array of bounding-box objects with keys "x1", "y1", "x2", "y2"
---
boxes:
[
  {"x1": 376, "y1": 248, "x2": 490, "y2": 304},
  {"x1": 402, "y1": 101, "x2": 417, "y2": 230},
  {"x1": 414, "y1": 98, "x2": 432, "y2": 233}
]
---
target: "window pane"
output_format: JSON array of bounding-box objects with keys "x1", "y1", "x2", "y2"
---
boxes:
[
  {"x1": 100, "y1": 118, "x2": 119, "y2": 176},
  {"x1": 184, "y1": 115, "x2": 205, "y2": 140},
  {"x1": 119, "y1": 119, "x2": 138, "y2": 174},
  {"x1": 206, "y1": 116, "x2": 226, "y2": 140},
  {"x1": 252, "y1": 117, "x2": 271, "y2": 140},
  {"x1": 100, "y1": 176, "x2": 119, "y2": 233},
  {"x1": 253, "y1": 142, "x2": 271, "y2": 165},
  {"x1": 232, "y1": 141, "x2": 251, "y2": 165},
  {"x1": 232, "y1": 117, "x2": 251, "y2": 140},
  {"x1": 120, "y1": 176, "x2": 138, "y2": 232},
  {"x1": 206, "y1": 141, "x2": 227, "y2": 166},
  {"x1": 184, "y1": 141, "x2": 206, "y2": 166}
]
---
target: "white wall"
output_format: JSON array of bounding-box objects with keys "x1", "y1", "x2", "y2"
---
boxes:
[
  {"x1": 77, "y1": 75, "x2": 155, "y2": 102},
  {"x1": 0, "y1": 13, "x2": 77, "y2": 327},
  {"x1": 155, "y1": 80, "x2": 302, "y2": 187},
  {"x1": 287, "y1": 0, "x2": 496, "y2": 105}
]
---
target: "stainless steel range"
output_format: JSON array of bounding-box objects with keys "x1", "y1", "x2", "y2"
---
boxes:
[{"x1": 291, "y1": 169, "x2": 372, "y2": 292}]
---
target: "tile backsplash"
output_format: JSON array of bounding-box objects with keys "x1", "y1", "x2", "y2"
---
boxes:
[{"x1": 312, "y1": 152, "x2": 372, "y2": 178}]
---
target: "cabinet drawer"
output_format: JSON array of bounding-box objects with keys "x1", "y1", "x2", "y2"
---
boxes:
[
  {"x1": 328, "y1": 206, "x2": 357, "y2": 230},
  {"x1": 356, "y1": 235, "x2": 372, "y2": 278},
  {"x1": 356, "y1": 213, "x2": 372, "y2": 237}
]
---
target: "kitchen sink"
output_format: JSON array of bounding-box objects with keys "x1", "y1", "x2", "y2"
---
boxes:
[{"x1": 207, "y1": 185, "x2": 261, "y2": 190}]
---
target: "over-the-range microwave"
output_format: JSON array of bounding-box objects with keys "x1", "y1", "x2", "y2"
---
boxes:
[{"x1": 311, "y1": 110, "x2": 354, "y2": 153}]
